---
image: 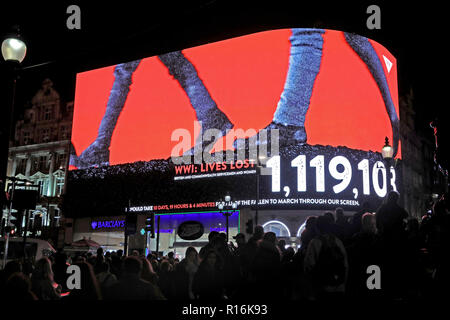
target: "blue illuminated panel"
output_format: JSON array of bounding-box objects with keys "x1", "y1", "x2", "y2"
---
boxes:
[{"x1": 155, "y1": 211, "x2": 240, "y2": 232}]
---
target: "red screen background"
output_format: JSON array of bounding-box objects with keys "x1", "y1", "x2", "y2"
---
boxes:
[{"x1": 71, "y1": 29, "x2": 400, "y2": 168}]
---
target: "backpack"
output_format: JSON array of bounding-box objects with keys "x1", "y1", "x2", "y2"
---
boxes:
[{"x1": 312, "y1": 234, "x2": 346, "y2": 287}]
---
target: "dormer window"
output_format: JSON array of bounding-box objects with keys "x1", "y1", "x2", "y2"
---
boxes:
[
  {"x1": 44, "y1": 106, "x2": 53, "y2": 120},
  {"x1": 23, "y1": 131, "x2": 31, "y2": 145},
  {"x1": 42, "y1": 128, "x2": 51, "y2": 143}
]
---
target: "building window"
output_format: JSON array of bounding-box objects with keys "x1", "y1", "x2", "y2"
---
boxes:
[
  {"x1": 23, "y1": 131, "x2": 31, "y2": 145},
  {"x1": 34, "y1": 178, "x2": 50, "y2": 196},
  {"x1": 36, "y1": 179, "x2": 44, "y2": 196},
  {"x1": 33, "y1": 156, "x2": 49, "y2": 173},
  {"x1": 56, "y1": 153, "x2": 67, "y2": 169},
  {"x1": 41, "y1": 128, "x2": 50, "y2": 143},
  {"x1": 66, "y1": 103, "x2": 73, "y2": 113},
  {"x1": 60, "y1": 126, "x2": 70, "y2": 140},
  {"x1": 44, "y1": 106, "x2": 53, "y2": 120},
  {"x1": 40, "y1": 156, "x2": 48, "y2": 172},
  {"x1": 55, "y1": 174, "x2": 65, "y2": 196},
  {"x1": 17, "y1": 158, "x2": 28, "y2": 175}
]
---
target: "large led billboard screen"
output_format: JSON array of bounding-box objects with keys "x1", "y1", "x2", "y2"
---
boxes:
[{"x1": 66, "y1": 28, "x2": 401, "y2": 217}]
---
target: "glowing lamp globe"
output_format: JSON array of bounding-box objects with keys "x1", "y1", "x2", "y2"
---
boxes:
[
  {"x1": 381, "y1": 137, "x2": 393, "y2": 160},
  {"x1": 2, "y1": 37, "x2": 27, "y2": 63}
]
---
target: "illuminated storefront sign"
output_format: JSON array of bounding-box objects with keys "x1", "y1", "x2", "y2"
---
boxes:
[{"x1": 91, "y1": 220, "x2": 125, "y2": 231}]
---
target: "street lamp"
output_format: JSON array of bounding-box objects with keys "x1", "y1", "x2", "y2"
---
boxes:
[
  {"x1": 381, "y1": 136, "x2": 394, "y2": 192},
  {"x1": 1, "y1": 29, "x2": 27, "y2": 269},
  {"x1": 217, "y1": 195, "x2": 238, "y2": 243},
  {"x1": 381, "y1": 137, "x2": 394, "y2": 161},
  {"x1": 1, "y1": 30, "x2": 27, "y2": 183},
  {"x1": 2, "y1": 36, "x2": 27, "y2": 63},
  {"x1": 252, "y1": 155, "x2": 266, "y2": 226}
]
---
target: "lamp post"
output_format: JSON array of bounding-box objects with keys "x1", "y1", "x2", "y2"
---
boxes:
[
  {"x1": 217, "y1": 195, "x2": 238, "y2": 243},
  {"x1": 1, "y1": 32, "x2": 27, "y2": 189},
  {"x1": 1, "y1": 30, "x2": 27, "y2": 269},
  {"x1": 253, "y1": 156, "x2": 266, "y2": 226},
  {"x1": 381, "y1": 136, "x2": 394, "y2": 192}
]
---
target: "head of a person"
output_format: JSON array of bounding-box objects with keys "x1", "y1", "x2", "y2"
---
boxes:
[
  {"x1": 122, "y1": 256, "x2": 142, "y2": 276},
  {"x1": 323, "y1": 211, "x2": 335, "y2": 224},
  {"x1": 117, "y1": 249, "x2": 123, "y2": 258},
  {"x1": 387, "y1": 190, "x2": 400, "y2": 204},
  {"x1": 284, "y1": 247, "x2": 295, "y2": 260},
  {"x1": 74, "y1": 255, "x2": 86, "y2": 264},
  {"x1": 70, "y1": 262, "x2": 102, "y2": 300},
  {"x1": 407, "y1": 218, "x2": 419, "y2": 233},
  {"x1": 167, "y1": 251, "x2": 174, "y2": 260},
  {"x1": 316, "y1": 216, "x2": 333, "y2": 235},
  {"x1": 305, "y1": 216, "x2": 317, "y2": 230},
  {"x1": 98, "y1": 262, "x2": 110, "y2": 273},
  {"x1": 433, "y1": 193, "x2": 449, "y2": 216},
  {"x1": 5, "y1": 272, "x2": 36, "y2": 300},
  {"x1": 208, "y1": 231, "x2": 219, "y2": 243},
  {"x1": 96, "y1": 247, "x2": 103, "y2": 257},
  {"x1": 278, "y1": 239, "x2": 286, "y2": 248},
  {"x1": 218, "y1": 232, "x2": 227, "y2": 241},
  {"x1": 185, "y1": 247, "x2": 199, "y2": 264},
  {"x1": 361, "y1": 212, "x2": 377, "y2": 234},
  {"x1": 233, "y1": 233, "x2": 246, "y2": 246},
  {"x1": 140, "y1": 257, "x2": 157, "y2": 284},
  {"x1": 209, "y1": 237, "x2": 225, "y2": 256},
  {"x1": 151, "y1": 259, "x2": 159, "y2": 273},
  {"x1": 421, "y1": 214, "x2": 431, "y2": 224},
  {"x1": 4, "y1": 260, "x2": 22, "y2": 279},
  {"x1": 159, "y1": 260, "x2": 172, "y2": 274},
  {"x1": 87, "y1": 256, "x2": 96, "y2": 267},
  {"x1": 32, "y1": 257, "x2": 54, "y2": 282},
  {"x1": 132, "y1": 250, "x2": 139, "y2": 256},
  {"x1": 263, "y1": 232, "x2": 277, "y2": 245},
  {"x1": 361, "y1": 201, "x2": 371, "y2": 211},
  {"x1": 204, "y1": 250, "x2": 218, "y2": 268},
  {"x1": 335, "y1": 207, "x2": 344, "y2": 219},
  {"x1": 54, "y1": 251, "x2": 68, "y2": 266},
  {"x1": 254, "y1": 225, "x2": 265, "y2": 239}
]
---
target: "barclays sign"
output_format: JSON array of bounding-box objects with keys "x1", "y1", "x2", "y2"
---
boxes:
[{"x1": 91, "y1": 220, "x2": 125, "y2": 231}]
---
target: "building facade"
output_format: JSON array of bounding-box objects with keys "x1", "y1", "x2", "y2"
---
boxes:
[
  {"x1": 399, "y1": 89, "x2": 435, "y2": 219},
  {"x1": 4, "y1": 79, "x2": 73, "y2": 244}
]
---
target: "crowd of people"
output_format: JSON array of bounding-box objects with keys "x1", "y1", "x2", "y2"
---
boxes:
[{"x1": 0, "y1": 191, "x2": 449, "y2": 301}]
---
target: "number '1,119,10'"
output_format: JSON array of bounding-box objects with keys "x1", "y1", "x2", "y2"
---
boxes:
[{"x1": 265, "y1": 155, "x2": 397, "y2": 198}]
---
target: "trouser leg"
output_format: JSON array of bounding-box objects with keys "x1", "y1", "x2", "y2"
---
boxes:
[
  {"x1": 273, "y1": 28, "x2": 325, "y2": 129},
  {"x1": 73, "y1": 60, "x2": 141, "y2": 168},
  {"x1": 344, "y1": 32, "x2": 400, "y2": 158},
  {"x1": 158, "y1": 51, "x2": 233, "y2": 154}
]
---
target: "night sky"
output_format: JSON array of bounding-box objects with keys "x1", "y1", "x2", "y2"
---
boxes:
[{"x1": 1, "y1": 0, "x2": 448, "y2": 169}]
